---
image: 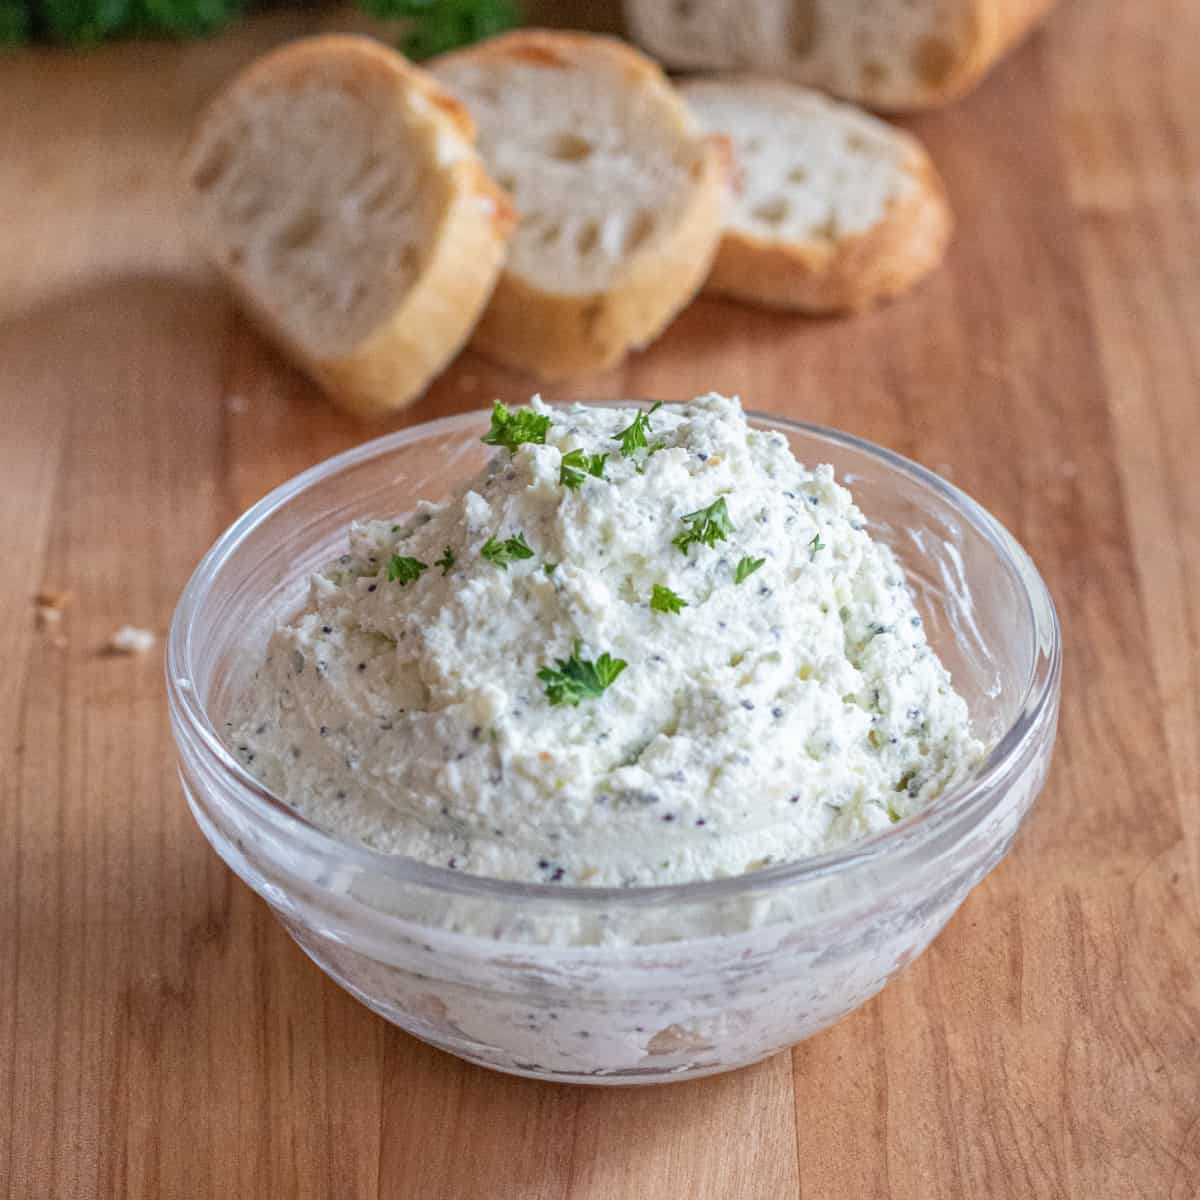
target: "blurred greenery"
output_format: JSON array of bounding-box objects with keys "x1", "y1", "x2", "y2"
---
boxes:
[
  {"x1": 3, "y1": 0, "x2": 517, "y2": 49},
  {"x1": 0, "y1": 0, "x2": 31, "y2": 42}
]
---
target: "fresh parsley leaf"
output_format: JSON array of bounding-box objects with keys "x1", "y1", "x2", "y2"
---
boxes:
[
  {"x1": 434, "y1": 546, "x2": 456, "y2": 576},
  {"x1": 808, "y1": 533, "x2": 826, "y2": 561},
  {"x1": 672, "y1": 497, "x2": 734, "y2": 554},
  {"x1": 544, "y1": 562, "x2": 559, "y2": 576},
  {"x1": 735, "y1": 555, "x2": 766, "y2": 584},
  {"x1": 537, "y1": 641, "x2": 627, "y2": 707},
  {"x1": 614, "y1": 402, "x2": 662, "y2": 458},
  {"x1": 481, "y1": 531, "x2": 534, "y2": 568},
  {"x1": 386, "y1": 555, "x2": 427, "y2": 586},
  {"x1": 650, "y1": 584, "x2": 688, "y2": 614},
  {"x1": 481, "y1": 401, "x2": 551, "y2": 453},
  {"x1": 559, "y1": 448, "x2": 609, "y2": 491},
  {"x1": 356, "y1": 0, "x2": 520, "y2": 60}
]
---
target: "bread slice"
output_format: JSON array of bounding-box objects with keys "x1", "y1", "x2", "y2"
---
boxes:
[
  {"x1": 430, "y1": 31, "x2": 727, "y2": 380},
  {"x1": 624, "y1": 0, "x2": 1058, "y2": 112},
  {"x1": 182, "y1": 35, "x2": 515, "y2": 420},
  {"x1": 681, "y1": 78, "x2": 951, "y2": 313}
]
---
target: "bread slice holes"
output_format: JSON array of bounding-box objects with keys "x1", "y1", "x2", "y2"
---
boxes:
[
  {"x1": 497, "y1": 173, "x2": 517, "y2": 194},
  {"x1": 743, "y1": 137, "x2": 764, "y2": 155},
  {"x1": 673, "y1": 0, "x2": 694, "y2": 16},
  {"x1": 399, "y1": 245, "x2": 420, "y2": 278},
  {"x1": 191, "y1": 141, "x2": 231, "y2": 193},
  {"x1": 791, "y1": 0, "x2": 817, "y2": 56},
  {"x1": 277, "y1": 208, "x2": 323, "y2": 251},
  {"x1": 752, "y1": 198, "x2": 790, "y2": 226},
  {"x1": 576, "y1": 219, "x2": 600, "y2": 255},
  {"x1": 861, "y1": 58, "x2": 889, "y2": 88},
  {"x1": 845, "y1": 132, "x2": 869, "y2": 154},
  {"x1": 349, "y1": 151, "x2": 383, "y2": 190},
  {"x1": 549, "y1": 132, "x2": 594, "y2": 162},
  {"x1": 537, "y1": 219, "x2": 562, "y2": 245},
  {"x1": 361, "y1": 181, "x2": 396, "y2": 217},
  {"x1": 787, "y1": 165, "x2": 809, "y2": 183},
  {"x1": 813, "y1": 215, "x2": 838, "y2": 241},
  {"x1": 623, "y1": 210, "x2": 656, "y2": 254},
  {"x1": 913, "y1": 35, "x2": 957, "y2": 87}
]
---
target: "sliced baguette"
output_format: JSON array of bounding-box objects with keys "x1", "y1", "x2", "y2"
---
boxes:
[
  {"x1": 182, "y1": 35, "x2": 515, "y2": 420},
  {"x1": 625, "y1": 0, "x2": 1058, "y2": 112},
  {"x1": 431, "y1": 30, "x2": 727, "y2": 380},
  {"x1": 682, "y1": 78, "x2": 952, "y2": 313}
]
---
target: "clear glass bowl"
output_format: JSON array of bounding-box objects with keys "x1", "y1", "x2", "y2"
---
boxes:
[{"x1": 167, "y1": 406, "x2": 1060, "y2": 1085}]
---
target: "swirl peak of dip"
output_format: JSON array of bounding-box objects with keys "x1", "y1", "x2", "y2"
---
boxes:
[{"x1": 227, "y1": 394, "x2": 983, "y2": 886}]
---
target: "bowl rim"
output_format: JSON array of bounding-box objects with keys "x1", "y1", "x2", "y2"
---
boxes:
[{"x1": 167, "y1": 402, "x2": 1062, "y2": 908}]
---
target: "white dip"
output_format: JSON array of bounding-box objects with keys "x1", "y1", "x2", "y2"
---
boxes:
[{"x1": 227, "y1": 394, "x2": 983, "y2": 887}]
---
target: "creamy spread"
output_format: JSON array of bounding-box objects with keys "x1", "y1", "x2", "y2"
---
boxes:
[{"x1": 226, "y1": 394, "x2": 983, "y2": 886}]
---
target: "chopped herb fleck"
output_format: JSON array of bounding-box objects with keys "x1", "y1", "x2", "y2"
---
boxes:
[
  {"x1": 559, "y1": 448, "x2": 608, "y2": 490},
  {"x1": 537, "y1": 641, "x2": 627, "y2": 707},
  {"x1": 650, "y1": 584, "x2": 688, "y2": 614},
  {"x1": 673, "y1": 497, "x2": 734, "y2": 554},
  {"x1": 386, "y1": 555, "x2": 427, "y2": 585},
  {"x1": 544, "y1": 562, "x2": 559, "y2": 576},
  {"x1": 614, "y1": 402, "x2": 662, "y2": 458},
  {"x1": 809, "y1": 532, "x2": 826, "y2": 560},
  {"x1": 481, "y1": 401, "x2": 551, "y2": 452},
  {"x1": 434, "y1": 545, "x2": 456, "y2": 576},
  {"x1": 735, "y1": 555, "x2": 765, "y2": 584},
  {"x1": 481, "y1": 531, "x2": 534, "y2": 569}
]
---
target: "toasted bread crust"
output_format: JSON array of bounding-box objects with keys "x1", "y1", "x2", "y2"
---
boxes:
[
  {"x1": 624, "y1": 0, "x2": 1060, "y2": 112},
  {"x1": 703, "y1": 152, "x2": 952, "y2": 313},
  {"x1": 432, "y1": 30, "x2": 728, "y2": 380},
  {"x1": 183, "y1": 35, "x2": 515, "y2": 420}
]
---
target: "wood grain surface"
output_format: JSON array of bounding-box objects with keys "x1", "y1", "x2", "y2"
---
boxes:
[{"x1": 2, "y1": 2, "x2": 1198, "y2": 1196}]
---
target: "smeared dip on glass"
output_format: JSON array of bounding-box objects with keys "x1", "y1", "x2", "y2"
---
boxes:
[{"x1": 226, "y1": 394, "x2": 983, "y2": 885}]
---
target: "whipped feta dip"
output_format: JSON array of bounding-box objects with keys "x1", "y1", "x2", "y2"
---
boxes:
[{"x1": 226, "y1": 394, "x2": 983, "y2": 887}]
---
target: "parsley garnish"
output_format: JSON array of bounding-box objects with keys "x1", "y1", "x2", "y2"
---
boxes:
[
  {"x1": 481, "y1": 401, "x2": 551, "y2": 452},
  {"x1": 544, "y1": 562, "x2": 559, "y2": 576},
  {"x1": 672, "y1": 497, "x2": 734, "y2": 554},
  {"x1": 735, "y1": 556, "x2": 765, "y2": 584},
  {"x1": 808, "y1": 533, "x2": 826, "y2": 560},
  {"x1": 386, "y1": 555, "x2": 427, "y2": 585},
  {"x1": 650, "y1": 584, "x2": 687, "y2": 614},
  {"x1": 481, "y1": 531, "x2": 534, "y2": 568},
  {"x1": 434, "y1": 546, "x2": 456, "y2": 576},
  {"x1": 537, "y1": 641, "x2": 627, "y2": 706},
  {"x1": 615, "y1": 402, "x2": 662, "y2": 458},
  {"x1": 559, "y1": 448, "x2": 608, "y2": 491}
]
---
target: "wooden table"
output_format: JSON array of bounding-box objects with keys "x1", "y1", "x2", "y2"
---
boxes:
[{"x1": 2, "y1": 3, "x2": 1198, "y2": 1196}]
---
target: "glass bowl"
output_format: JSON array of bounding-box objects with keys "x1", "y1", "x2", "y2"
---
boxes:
[{"x1": 167, "y1": 405, "x2": 1060, "y2": 1085}]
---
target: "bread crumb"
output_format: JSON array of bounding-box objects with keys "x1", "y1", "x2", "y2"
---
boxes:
[
  {"x1": 35, "y1": 589, "x2": 72, "y2": 610},
  {"x1": 34, "y1": 589, "x2": 71, "y2": 640},
  {"x1": 108, "y1": 626, "x2": 156, "y2": 655}
]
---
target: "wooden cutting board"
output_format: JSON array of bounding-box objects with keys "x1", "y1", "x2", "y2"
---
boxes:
[{"x1": 2, "y1": 3, "x2": 1197, "y2": 1196}]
